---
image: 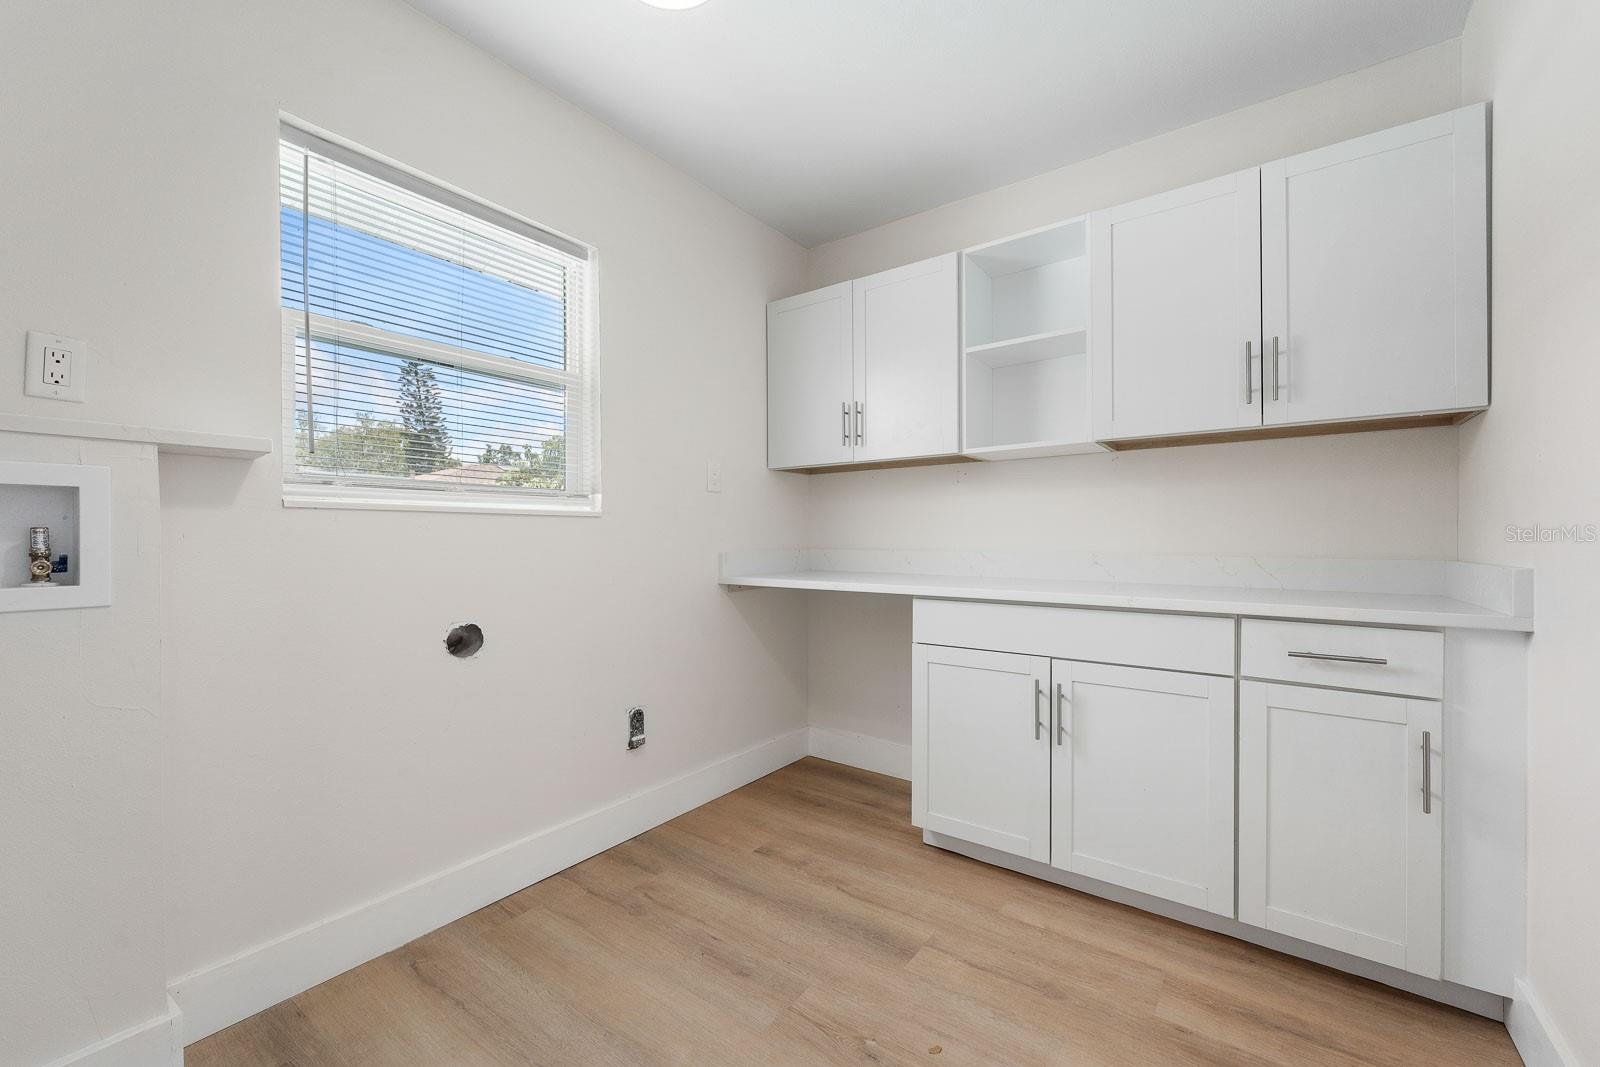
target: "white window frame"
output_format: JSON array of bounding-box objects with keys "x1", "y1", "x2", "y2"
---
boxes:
[{"x1": 278, "y1": 121, "x2": 601, "y2": 517}]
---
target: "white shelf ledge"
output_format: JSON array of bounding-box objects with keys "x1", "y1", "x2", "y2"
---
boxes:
[
  {"x1": 965, "y1": 328, "x2": 1087, "y2": 368},
  {"x1": 0, "y1": 413, "x2": 271, "y2": 459}
]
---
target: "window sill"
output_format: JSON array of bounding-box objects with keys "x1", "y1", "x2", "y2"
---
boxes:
[{"x1": 282, "y1": 486, "x2": 601, "y2": 517}]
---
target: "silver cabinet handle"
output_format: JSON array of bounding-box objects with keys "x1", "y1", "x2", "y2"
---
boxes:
[
  {"x1": 1055, "y1": 682, "x2": 1067, "y2": 746},
  {"x1": 854, "y1": 401, "x2": 863, "y2": 445},
  {"x1": 1034, "y1": 682, "x2": 1044, "y2": 741},
  {"x1": 1270, "y1": 335, "x2": 1282, "y2": 402},
  {"x1": 1421, "y1": 730, "x2": 1433, "y2": 814},
  {"x1": 841, "y1": 401, "x2": 850, "y2": 446},
  {"x1": 1286, "y1": 651, "x2": 1388, "y2": 665},
  {"x1": 1244, "y1": 340, "x2": 1253, "y2": 403}
]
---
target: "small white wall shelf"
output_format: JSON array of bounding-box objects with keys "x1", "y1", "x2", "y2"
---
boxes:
[
  {"x1": 0, "y1": 413, "x2": 270, "y2": 459},
  {"x1": 0, "y1": 461, "x2": 112, "y2": 613},
  {"x1": 961, "y1": 219, "x2": 1103, "y2": 459}
]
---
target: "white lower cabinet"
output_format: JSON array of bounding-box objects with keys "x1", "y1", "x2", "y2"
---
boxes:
[
  {"x1": 1238, "y1": 681, "x2": 1443, "y2": 978},
  {"x1": 912, "y1": 603, "x2": 1459, "y2": 987},
  {"x1": 912, "y1": 633, "x2": 1235, "y2": 913},
  {"x1": 912, "y1": 644, "x2": 1050, "y2": 862},
  {"x1": 1050, "y1": 661, "x2": 1235, "y2": 916}
]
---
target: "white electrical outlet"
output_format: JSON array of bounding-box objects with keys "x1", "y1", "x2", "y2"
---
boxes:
[
  {"x1": 25, "y1": 331, "x2": 87, "y2": 403},
  {"x1": 44, "y1": 348, "x2": 70, "y2": 386},
  {"x1": 706, "y1": 460, "x2": 723, "y2": 492}
]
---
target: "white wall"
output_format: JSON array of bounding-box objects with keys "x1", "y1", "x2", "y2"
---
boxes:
[
  {"x1": 0, "y1": 436, "x2": 172, "y2": 1067},
  {"x1": 801, "y1": 43, "x2": 1466, "y2": 749},
  {"x1": 2, "y1": 0, "x2": 810, "y2": 1056},
  {"x1": 1459, "y1": 2, "x2": 1600, "y2": 1061}
]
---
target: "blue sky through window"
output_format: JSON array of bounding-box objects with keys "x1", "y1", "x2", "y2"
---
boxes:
[{"x1": 281, "y1": 205, "x2": 569, "y2": 471}]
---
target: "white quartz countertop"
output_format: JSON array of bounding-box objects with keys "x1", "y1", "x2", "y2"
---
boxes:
[{"x1": 719, "y1": 550, "x2": 1534, "y2": 632}]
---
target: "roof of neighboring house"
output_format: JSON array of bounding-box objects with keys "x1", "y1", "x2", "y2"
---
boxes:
[{"x1": 413, "y1": 463, "x2": 510, "y2": 485}]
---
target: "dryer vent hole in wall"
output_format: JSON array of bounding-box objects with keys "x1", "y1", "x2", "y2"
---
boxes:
[
  {"x1": 627, "y1": 706, "x2": 646, "y2": 750},
  {"x1": 444, "y1": 623, "x2": 484, "y2": 658}
]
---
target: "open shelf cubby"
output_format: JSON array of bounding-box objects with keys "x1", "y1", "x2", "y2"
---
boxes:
[{"x1": 961, "y1": 218, "x2": 1100, "y2": 458}]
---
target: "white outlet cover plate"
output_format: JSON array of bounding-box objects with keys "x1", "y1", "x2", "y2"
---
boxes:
[{"x1": 25, "y1": 330, "x2": 87, "y2": 403}]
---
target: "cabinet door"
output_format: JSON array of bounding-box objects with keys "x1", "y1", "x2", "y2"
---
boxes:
[
  {"x1": 853, "y1": 254, "x2": 960, "y2": 463},
  {"x1": 1090, "y1": 169, "x2": 1262, "y2": 441},
  {"x1": 1050, "y1": 661, "x2": 1235, "y2": 915},
  {"x1": 767, "y1": 282, "x2": 853, "y2": 469},
  {"x1": 1239, "y1": 682, "x2": 1442, "y2": 977},
  {"x1": 1261, "y1": 104, "x2": 1488, "y2": 425},
  {"x1": 912, "y1": 644, "x2": 1050, "y2": 862}
]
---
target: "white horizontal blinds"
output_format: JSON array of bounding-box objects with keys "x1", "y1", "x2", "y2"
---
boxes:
[{"x1": 278, "y1": 129, "x2": 597, "y2": 502}]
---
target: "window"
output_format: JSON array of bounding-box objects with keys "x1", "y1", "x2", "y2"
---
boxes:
[{"x1": 278, "y1": 125, "x2": 599, "y2": 513}]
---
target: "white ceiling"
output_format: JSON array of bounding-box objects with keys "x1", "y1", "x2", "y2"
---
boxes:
[{"x1": 406, "y1": 0, "x2": 1473, "y2": 247}]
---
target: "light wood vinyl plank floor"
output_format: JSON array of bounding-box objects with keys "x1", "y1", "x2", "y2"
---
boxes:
[{"x1": 188, "y1": 757, "x2": 1518, "y2": 1066}]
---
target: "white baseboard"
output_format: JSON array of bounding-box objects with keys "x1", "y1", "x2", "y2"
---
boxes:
[
  {"x1": 41, "y1": 996, "x2": 182, "y2": 1067},
  {"x1": 1508, "y1": 977, "x2": 1578, "y2": 1067},
  {"x1": 170, "y1": 728, "x2": 810, "y2": 1046},
  {"x1": 806, "y1": 726, "x2": 911, "y2": 779}
]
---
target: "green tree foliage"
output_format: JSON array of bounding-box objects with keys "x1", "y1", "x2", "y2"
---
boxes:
[
  {"x1": 295, "y1": 358, "x2": 462, "y2": 477},
  {"x1": 480, "y1": 436, "x2": 566, "y2": 490},
  {"x1": 478, "y1": 443, "x2": 520, "y2": 466},
  {"x1": 295, "y1": 413, "x2": 411, "y2": 475},
  {"x1": 397, "y1": 360, "x2": 456, "y2": 474}
]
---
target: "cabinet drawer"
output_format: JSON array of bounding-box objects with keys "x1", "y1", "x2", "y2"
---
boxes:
[
  {"x1": 1241, "y1": 620, "x2": 1442, "y2": 698},
  {"x1": 914, "y1": 599, "x2": 1234, "y2": 676}
]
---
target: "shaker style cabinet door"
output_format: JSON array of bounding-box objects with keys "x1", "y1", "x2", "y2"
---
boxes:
[
  {"x1": 912, "y1": 644, "x2": 1051, "y2": 863},
  {"x1": 1261, "y1": 103, "x2": 1488, "y2": 426},
  {"x1": 767, "y1": 282, "x2": 854, "y2": 469},
  {"x1": 852, "y1": 253, "x2": 961, "y2": 463},
  {"x1": 1090, "y1": 168, "x2": 1262, "y2": 441},
  {"x1": 1239, "y1": 681, "x2": 1443, "y2": 978},
  {"x1": 1049, "y1": 661, "x2": 1235, "y2": 916}
]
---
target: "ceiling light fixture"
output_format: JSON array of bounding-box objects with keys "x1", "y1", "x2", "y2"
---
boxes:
[{"x1": 638, "y1": 0, "x2": 710, "y2": 9}]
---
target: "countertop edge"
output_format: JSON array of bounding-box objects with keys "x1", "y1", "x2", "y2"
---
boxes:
[{"x1": 719, "y1": 572, "x2": 1535, "y2": 633}]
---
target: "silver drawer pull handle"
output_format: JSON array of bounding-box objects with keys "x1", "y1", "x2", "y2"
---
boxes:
[
  {"x1": 1421, "y1": 730, "x2": 1433, "y2": 814},
  {"x1": 1286, "y1": 651, "x2": 1389, "y2": 665},
  {"x1": 1034, "y1": 682, "x2": 1043, "y2": 741},
  {"x1": 1244, "y1": 340, "x2": 1253, "y2": 403},
  {"x1": 841, "y1": 401, "x2": 849, "y2": 446}
]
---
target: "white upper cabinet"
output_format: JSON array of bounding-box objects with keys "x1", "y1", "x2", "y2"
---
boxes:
[
  {"x1": 769, "y1": 105, "x2": 1490, "y2": 468},
  {"x1": 766, "y1": 255, "x2": 957, "y2": 470},
  {"x1": 767, "y1": 282, "x2": 853, "y2": 470},
  {"x1": 1261, "y1": 103, "x2": 1489, "y2": 426},
  {"x1": 853, "y1": 254, "x2": 960, "y2": 463},
  {"x1": 1090, "y1": 169, "x2": 1263, "y2": 442},
  {"x1": 1088, "y1": 104, "x2": 1489, "y2": 446}
]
